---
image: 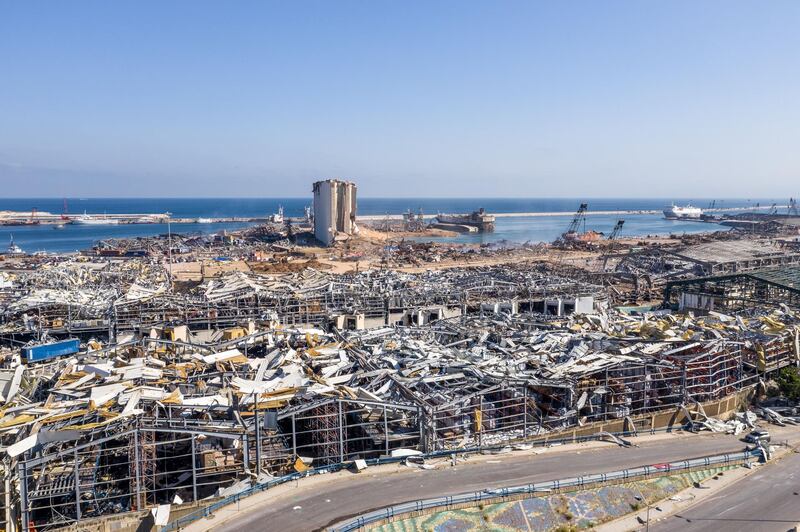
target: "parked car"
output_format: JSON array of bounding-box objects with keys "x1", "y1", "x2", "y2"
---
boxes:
[{"x1": 743, "y1": 429, "x2": 771, "y2": 444}]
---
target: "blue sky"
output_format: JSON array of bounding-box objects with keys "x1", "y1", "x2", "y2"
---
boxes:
[{"x1": 1, "y1": 1, "x2": 798, "y2": 198}]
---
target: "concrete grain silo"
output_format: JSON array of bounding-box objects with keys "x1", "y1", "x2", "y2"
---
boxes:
[{"x1": 312, "y1": 179, "x2": 358, "y2": 246}]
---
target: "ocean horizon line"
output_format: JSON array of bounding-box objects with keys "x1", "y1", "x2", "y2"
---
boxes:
[{"x1": 0, "y1": 196, "x2": 786, "y2": 201}]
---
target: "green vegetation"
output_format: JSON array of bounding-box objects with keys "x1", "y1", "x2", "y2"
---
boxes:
[
  {"x1": 775, "y1": 366, "x2": 800, "y2": 400},
  {"x1": 554, "y1": 496, "x2": 574, "y2": 521}
]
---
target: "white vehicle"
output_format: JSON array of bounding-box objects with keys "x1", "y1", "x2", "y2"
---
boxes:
[{"x1": 663, "y1": 203, "x2": 704, "y2": 220}]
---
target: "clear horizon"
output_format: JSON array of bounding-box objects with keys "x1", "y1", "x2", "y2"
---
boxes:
[
  {"x1": 2, "y1": 1, "x2": 799, "y2": 198},
  {"x1": 0, "y1": 195, "x2": 791, "y2": 201}
]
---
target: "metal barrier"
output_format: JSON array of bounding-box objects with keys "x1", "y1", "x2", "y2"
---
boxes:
[
  {"x1": 164, "y1": 424, "x2": 756, "y2": 531},
  {"x1": 331, "y1": 449, "x2": 760, "y2": 532}
]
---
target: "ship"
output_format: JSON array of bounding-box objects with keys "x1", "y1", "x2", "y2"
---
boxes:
[
  {"x1": 197, "y1": 218, "x2": 213, "y2": 224},
  {"x1": 70, "y1": 211, "x2": 120, "y2": 225},
  {"x1": 435, "y1": 208, "x2": 495, "y2": 232},
  {"x1": 663, "y1": 204, "x2": 703, "y2": 220},
  {"x1": 270, "y1": 206, "x2": 285, "y2": 224},
  {"x1": 6, "y1": 236, "x2": 23, "y2": 254}
]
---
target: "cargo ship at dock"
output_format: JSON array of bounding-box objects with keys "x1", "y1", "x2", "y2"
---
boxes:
[{"x1": 435, "y1": 208, "x2": 495, "y2": 232}]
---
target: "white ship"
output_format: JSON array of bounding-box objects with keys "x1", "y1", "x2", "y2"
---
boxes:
[
  {"x1": 270, "y1": 206, "x2": 285, "y2": 224},
  {"x1": 71, "y1": 211, "x2": 120, "y2": 225},
  {"x1": 197, "y1": 218, "x2": 213, "y2": 224},
  {"x1": 6, "y1": 236, "x2": 23, "y2": 254},
  {"x1": 663, "y1": 204, "x2": 703, "y2": 220}
]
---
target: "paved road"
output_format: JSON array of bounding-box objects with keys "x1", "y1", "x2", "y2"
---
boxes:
[
  {"x1": 210, "y1": 432, "x2": 772, "y2": 532},
  {"x1": 651, "y1": 450, "x2": 800, "y2": 532}
]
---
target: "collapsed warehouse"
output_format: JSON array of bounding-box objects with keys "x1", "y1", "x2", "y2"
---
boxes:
[
  {"x1": 1, "y1": 239, "x2": 800, "y2": 530},
  {"x1": 610, "y1": 238, "x2": 800, "y2": 300},
  {"x1": 0, "y1": 260, "x2": 602, "y2": 338},
  {"x1": 0, "y1": 303, "x2": 798, "y2": 530},
  {"x1": 665, "y1": 265, "x2": 800, "y2": 312}
]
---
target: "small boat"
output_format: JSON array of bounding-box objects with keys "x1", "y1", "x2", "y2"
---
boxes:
[
  {"x1": 53, "y1": 223, "x2": 65, "y2": 230},
  {"x1": 197, "y1": 218, "x2": 213, "y2": 224}
]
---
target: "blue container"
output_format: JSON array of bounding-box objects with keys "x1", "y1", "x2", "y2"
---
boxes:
[{"x1": 22, "y1": 339, "x2": 81, "y2": 363}]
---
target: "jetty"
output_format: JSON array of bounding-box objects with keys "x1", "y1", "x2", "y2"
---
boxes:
[{"x1": 0, "y1": 204, "x2": 790, "y2": 227}]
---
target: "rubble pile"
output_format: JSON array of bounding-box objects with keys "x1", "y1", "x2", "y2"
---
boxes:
[
  {"x1": 609, "y1": 239, "x2": 800, "y2": 301},
  {"x1": 3, "y1": 235, "x2": 800, "y2": 530},
  {"x1": 1, "y1": 261, "x2": 605, "y2": 335},
  {"x1": 0, "y1": 302, "x2": 798, "y2": 528},
  {"x1": 0, "y1": 259, "x2": 169, "y2": 333},
  {"x1": 378, "y1": 240, "x2": 547, "y2": 268}
]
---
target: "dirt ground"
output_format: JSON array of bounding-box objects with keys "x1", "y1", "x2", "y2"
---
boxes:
[
  {"x1": 163, "y1": 229, "x2": 686, "y2": 279},
  {"x1": 357, "y1": 225, "x2": 460, "y2": 240}
]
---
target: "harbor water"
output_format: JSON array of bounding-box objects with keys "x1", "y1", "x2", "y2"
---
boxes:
[{"x1": 0, "y1": 197, "x2": 784, "y2": 253}]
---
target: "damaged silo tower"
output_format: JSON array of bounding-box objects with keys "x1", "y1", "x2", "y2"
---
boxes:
[{"x1": 313, "y1": 179, "x2": 358, "y2": 246}]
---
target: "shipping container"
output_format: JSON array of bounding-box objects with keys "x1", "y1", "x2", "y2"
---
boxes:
[{"x1": 22, "y1": 339, "x2": 80, "y2": 363}]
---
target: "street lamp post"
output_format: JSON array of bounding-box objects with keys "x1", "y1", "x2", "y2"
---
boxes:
[
  {"x1": 167, "y1": 217, "x2": 173, "y2": 290},
  {"x1": 634, "y1": 495, "x2": 650, "y2": 532}
]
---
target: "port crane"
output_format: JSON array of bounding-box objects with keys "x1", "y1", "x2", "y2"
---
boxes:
[
  {"x1": 554, "y1": 202, "x2": 602, "y2": 262},
  {"x1": 555, "y1": 203, "x2": 588, "y2": 245},
  {"x1": 565, "y1": 203, "x2": 588, "y2": 236},
  {"x1": 607, "y1": 219, "x2": 625, "y2": 240},
  {"x1": 789, "y1": 198, "x2": 799, "y2": 216},
  {"x1": 555, "y1": 202, "x2": 608, "y2": 253},
  {"x1": 61, "y1": 198, "x2": 70, "y2": 220},
  {"x1": 601, "y1": 219, "x2": 625, "y2": 271}
]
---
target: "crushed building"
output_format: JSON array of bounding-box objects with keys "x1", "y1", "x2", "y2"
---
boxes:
[
  {"x1": 665, "y1": 265, "x2": 800, "y2": 312},
  {"x1": 0, "y1": 303, "x2": 799, "y2": 530},
  {"x1": 612, "y1": 239, "x2": 800, "y2": 300},
  {"x1": 3, "y1": 234, "x2": 800, "y2": 530},
  {"x1": 0, "y1": 260, "x2": 605, "y2": 338}
]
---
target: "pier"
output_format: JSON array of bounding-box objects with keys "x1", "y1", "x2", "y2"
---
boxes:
[
  {"x1": 0, "y1": 204, "x2": 790, "y2": 227},
  {"x1": 358, "y1": 204, "x2": 789, "y2": 221}
]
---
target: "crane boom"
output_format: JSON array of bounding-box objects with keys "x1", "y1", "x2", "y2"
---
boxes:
[
  {"x1": 565, "y1": 203, "x2": 588, "y2": 235},
  {"x1": 608, "y1": 219, "x2": 625, "y2": 240}
]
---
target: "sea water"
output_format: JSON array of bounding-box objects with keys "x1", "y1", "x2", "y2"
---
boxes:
[{"x1": 0, "y1": 197, "x2": 784, "y2": 253}]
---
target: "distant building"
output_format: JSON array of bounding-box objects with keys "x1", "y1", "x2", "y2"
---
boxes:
[{"x1": 312, "y1": 179, "x2": 358, "y2": 246}]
